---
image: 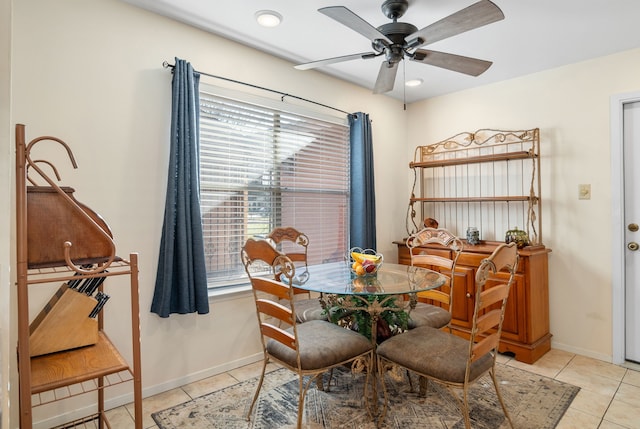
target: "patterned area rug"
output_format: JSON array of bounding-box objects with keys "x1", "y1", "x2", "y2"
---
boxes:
[{"x1": 152, "y1": 363, "x2": 579, "y2": 429}]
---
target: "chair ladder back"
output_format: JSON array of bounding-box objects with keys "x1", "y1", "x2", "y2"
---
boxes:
[
  {"x1": 267, "y1": 227, "x2": 309, "y2": 286},
  {"x1": 478, "y1": 283, "x2": 510, "y2": 311},
  {"x1": 475, "y1": 307, "x2": 503, "y2": 334},
  {"x1": 284, "y1": 253, "x2": 306, "y2": 263},
  {"x1": 267, "y1": 227, "x2": 309, "y2": 262},
  {"x1": 256, "y1": 298, "x2": 295, "y2": 325},
  {"x1": 416, "y1": 288, "x2": 451, "y2": 306},
  {"x1": 243, "y1": 238, "x2": 281, "y2": 266},
  {"x1": 410, "y1": 253, "x2": 454, "y2": 270},
  {"x1": 259, "y1": 322, "x2": 297, "y2": 350},
  {"x1": 469, "y1": 243, "x2": 518, "y2": 362},
  {"x1": 407, "y1": 227, "x2": 462, "y2": 250},
  {"x1": 471, "y1": 331, "x2": 501, "y2": 362},
  {"x1": 474, "y1": 243, "x2": 518, "y2": 290},
  {"x1": 252, "y1": 276, "x2": 291, "y2": 301},
  {"x1": 407, "y1": 227, "x2": 463, "y2": 310},
  {"x1": 291, "y1": 286, "x2": 311, "y2": 296}
]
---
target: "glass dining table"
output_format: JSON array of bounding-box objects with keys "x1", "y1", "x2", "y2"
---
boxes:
[{"x1": 286, "y1": 261, "x2": 447, "y2": 345}]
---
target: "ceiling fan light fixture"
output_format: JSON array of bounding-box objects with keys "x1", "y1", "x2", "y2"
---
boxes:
[
  {"x1": 255, "y1": 10, "x2": 282, "y2": 27},
  {"x1": 405, "y1": 78, "x2": 423, "y2": 87}
]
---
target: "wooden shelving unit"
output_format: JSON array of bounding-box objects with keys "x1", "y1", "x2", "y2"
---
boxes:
[
  {"x1": 400, "y1": 128, "x2": 551, "y2": 364},
  {"x1": 407, "y1": 128, "x2": 542, "y2": 244},
  {"x1": 15, "y1": 124, "x2": 142, "y2": 428}
]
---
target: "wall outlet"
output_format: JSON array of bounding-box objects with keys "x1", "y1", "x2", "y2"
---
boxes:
[{"x1": 578, "y1": 184, "x2": 591, "y2": 200}]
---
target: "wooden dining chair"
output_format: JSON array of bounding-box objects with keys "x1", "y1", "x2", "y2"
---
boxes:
[
  {"x1": 241, "y1": 238, "x2": 374, "y2": 428},
  {"x1": 267, "y1": 226, "x2": 327, "y2": 323},
  {"x1": 376, "y1": 242, "x2": 519, "y2": 429},
  {"x1": 405, "y1": 227, "x2": 463, "y2": 330}
]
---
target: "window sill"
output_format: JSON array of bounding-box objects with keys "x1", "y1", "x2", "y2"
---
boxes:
[{"x1": 208, "y1": 283, "x2": 252, "y2": 300}]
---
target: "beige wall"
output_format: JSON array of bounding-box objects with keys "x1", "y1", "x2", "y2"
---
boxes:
[
  {"x1": 407, "y1": 48, "x2": 640, "y2": 360},
  {"x1": 1, "y1": 0, "x2": 12, "y2": 426},
  {"x1": 5, "y1": 0, "x2": 640, "y2": 426},
  {"x1": 5, "y1": 0, "x2": 407, "y2": 426}
]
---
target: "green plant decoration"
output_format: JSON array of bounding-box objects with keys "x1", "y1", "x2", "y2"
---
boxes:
[{"x1": 326, "y1": 294, "x2": 409, "y2": 343}]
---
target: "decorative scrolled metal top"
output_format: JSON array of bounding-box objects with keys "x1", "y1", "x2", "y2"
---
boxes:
[{"x1": 415, "y1": 128, "x2": 539, "y2": 160}]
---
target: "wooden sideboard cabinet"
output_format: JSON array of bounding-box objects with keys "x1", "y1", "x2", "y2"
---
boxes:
[{"x1": 395, "y1": 239, "x2": 551, "y2": 364}]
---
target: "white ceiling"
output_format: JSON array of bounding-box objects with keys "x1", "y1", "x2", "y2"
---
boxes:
[{"x1": 122, "y1": 0, "x2": 640, "y2": 104}]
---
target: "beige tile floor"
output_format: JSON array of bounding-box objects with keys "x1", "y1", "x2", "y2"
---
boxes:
[{"x1": 103, "y1": 349, "x2": 640, "y2": 429}]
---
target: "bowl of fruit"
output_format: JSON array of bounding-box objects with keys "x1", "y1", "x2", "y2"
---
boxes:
[{"x1": 349, "y1": 247, "x2": 383, "y2": 276}]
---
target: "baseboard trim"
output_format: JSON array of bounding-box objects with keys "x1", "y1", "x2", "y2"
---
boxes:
[
  {"x1": 551, "y1": 340, "x2": 613, "y2": 363},
  {"x1": 33, "y1": 352, "x2": 264, "y2": 429}
]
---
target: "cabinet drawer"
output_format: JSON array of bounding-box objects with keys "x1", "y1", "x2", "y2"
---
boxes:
[
  {"x1": 457, "y1": 252, "x2": 486, "y2": 268},
  {"x1": 458, "y1": 250, "x2": 525, "y2": 273}
]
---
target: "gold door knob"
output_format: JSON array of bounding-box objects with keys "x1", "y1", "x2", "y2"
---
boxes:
[
  {"x1": 629, "y1": 223, "x2": 639, "y2": 232},
  {"x1": 628, "y1": 242, "x2": 639, "y2": 251}
]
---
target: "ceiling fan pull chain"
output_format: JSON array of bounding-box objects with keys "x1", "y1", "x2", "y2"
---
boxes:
[{"x1": 403, "y1": 59, "x2": 407, "y2": 111}]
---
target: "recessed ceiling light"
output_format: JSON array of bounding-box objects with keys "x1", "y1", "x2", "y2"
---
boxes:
[
  {"x1": 405, "y1": 79, "x2": 424, "y2": 87},
  {"x1": 255, "y1": 10, "x2": 282, "y2": 27}
]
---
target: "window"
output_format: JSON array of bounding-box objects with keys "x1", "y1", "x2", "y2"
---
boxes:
[{"x1": 198, "y1": 85, "x2": 350, "y2": 289}]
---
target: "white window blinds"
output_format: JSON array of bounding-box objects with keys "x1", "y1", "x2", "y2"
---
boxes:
[{"x1": 198, "y1": 87, "x2": 350, "y2": 288}]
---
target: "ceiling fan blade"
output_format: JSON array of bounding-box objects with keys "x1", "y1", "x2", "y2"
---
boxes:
[
  {"x1": 373, "y1": 61, "x2": 399, "y2": 94},
  {"x1": 411, "y1": 49, "x2": 492, "y2": 76},
  {"x1": 407, "y1": 0, "x2": 504, "y2": 47},
  {"x1": 319, "y1": 6, "x2": 392, "y2": 44},
  {"x1": 295, "y1": 52, "x2": 378, "y2": 70}
]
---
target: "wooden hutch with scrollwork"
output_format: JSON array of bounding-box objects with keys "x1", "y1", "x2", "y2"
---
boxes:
[{"x1": 396, "y1": 128, "x2": 551, "y2": 364}]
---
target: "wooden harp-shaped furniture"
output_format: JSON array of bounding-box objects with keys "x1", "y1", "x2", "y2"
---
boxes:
[{"x1": 15, "y1": 124, "x2": 142, "y2": 429}]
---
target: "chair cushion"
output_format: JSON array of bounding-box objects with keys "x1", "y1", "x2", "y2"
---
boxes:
[
  {"x1": 407, "y1": 302, "x2": 452, "y2": 329},
  {"x1": 376, "y1": 326, "x2": 493, "y2": 384},
  {"x1": 267, "y1": 320, "x2": 373, "y2": 371}
]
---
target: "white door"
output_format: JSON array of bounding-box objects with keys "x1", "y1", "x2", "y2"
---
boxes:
[{"x1": 624, "y1": 101, "x2": 640, "y2": 363}]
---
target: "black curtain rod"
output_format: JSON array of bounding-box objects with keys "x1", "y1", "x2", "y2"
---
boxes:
[{"x1": 162, "y1": 61, "x2": 351, "y2": 116}]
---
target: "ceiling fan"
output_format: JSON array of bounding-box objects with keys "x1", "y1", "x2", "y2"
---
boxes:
[{"x1": 295, "y1": 0, "x2": 504, "y2": 94}]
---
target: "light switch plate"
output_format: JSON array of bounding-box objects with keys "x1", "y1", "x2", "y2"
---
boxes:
[{"x1": 578, "y1": 184, "x2": 591, "y2": 200}]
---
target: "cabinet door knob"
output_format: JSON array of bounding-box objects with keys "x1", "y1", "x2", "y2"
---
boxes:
[{"x1": 466, "y1": 292, "x2": 472, "y2": 298}]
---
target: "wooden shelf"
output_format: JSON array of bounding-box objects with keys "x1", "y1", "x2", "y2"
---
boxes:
[
  {"x1": 30, "y1": 332, "x2": 129, "y2": 394},
  {"x1": 410, "y1": 196, "x2": 533, "y2": 203},
  {"x1": 50, "y1": 413, "x2": 104, "y2": 429},
  {"x1": 25, "y1": 258, "x2": 131, "y2": 285},
  {"x1": 407, "y1": 128, "x2": 542, "y2": 245},
  {"x1": 410, "y1": 150, "x2": 535, "y2": 169}
]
